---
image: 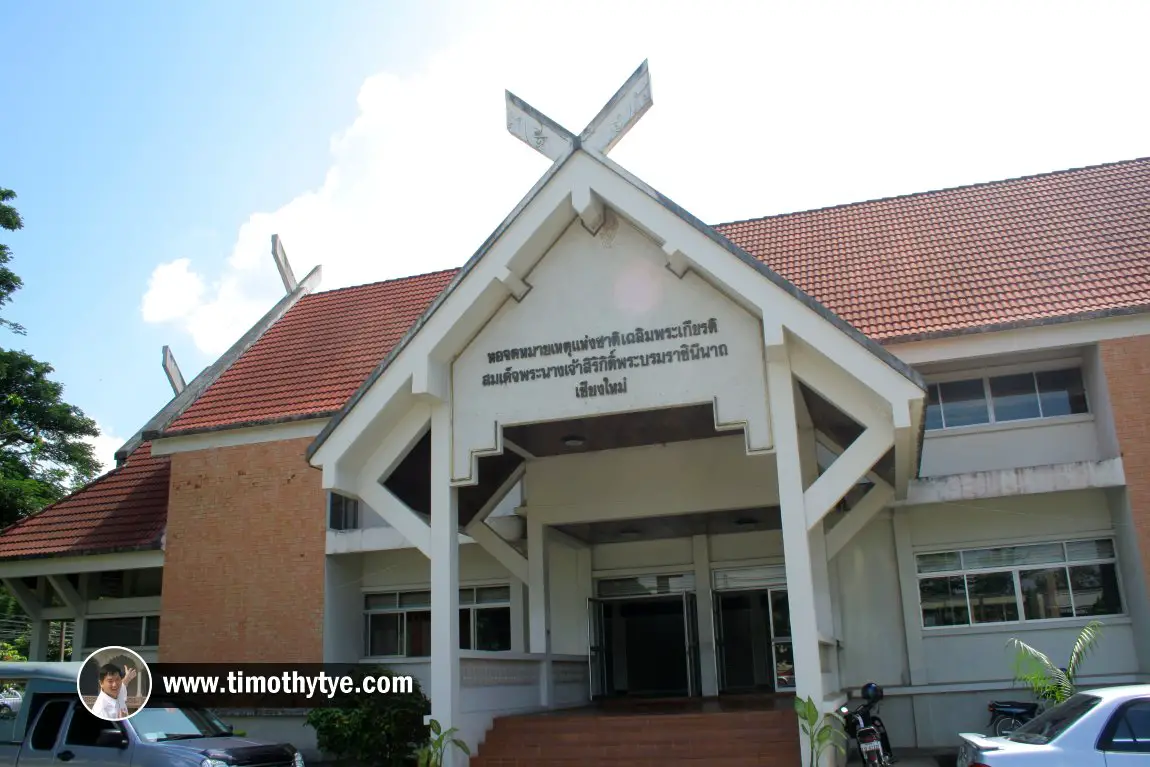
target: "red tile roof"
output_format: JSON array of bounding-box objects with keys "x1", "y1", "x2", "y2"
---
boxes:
[
  {"x1": 165, "y1": 268, "x2": 457, "y2": 433},
  {"x1": 715, "y1": 157, "x2": 1150, "y2": 342},
  {"x1": 6, "y1": 156, "x2": 1149, "y2": 560},
  {"x1": 166, "y1": 157, "x2": 1150, "y2": 435},
  {"x1": 0, "y1": 443, "x2": 168, "y2": 559}
]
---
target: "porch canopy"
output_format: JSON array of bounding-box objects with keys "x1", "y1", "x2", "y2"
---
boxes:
[{"x1": 308, "y1": 61, "x2": 926, "y2": 743}]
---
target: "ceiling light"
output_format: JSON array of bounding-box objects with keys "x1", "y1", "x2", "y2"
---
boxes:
[
  {"x1": 735, "y1": 518, "x2": 758, "y2": 528},
  {"x1": 561, "y1": 435, "x2": 585, "y2": 447},
  {"x1": 618, "y1": 528, "x2": 640, "y2": 538}
]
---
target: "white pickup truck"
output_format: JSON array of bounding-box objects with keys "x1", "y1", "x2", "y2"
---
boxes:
[{"x1": 957, "y1": 684, "x2": 1150, "y2": 766}]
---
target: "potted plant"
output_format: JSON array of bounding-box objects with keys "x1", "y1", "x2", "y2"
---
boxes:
[
  {"x1": 415, "y1": 719, "x2": 470, "y2": 767},
  {"x1": 794, "y1": 695, "x2": 846, "y2": 767}
]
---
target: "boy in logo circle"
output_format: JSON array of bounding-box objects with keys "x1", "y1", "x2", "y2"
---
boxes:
[{"x1": 90, "y1": 663, "x2": 138, "y2": 720}]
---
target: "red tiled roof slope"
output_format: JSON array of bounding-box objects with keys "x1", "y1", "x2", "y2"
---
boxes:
[
  {"x1": 167, "y1": 268, "x2": 457, "y2": 433},
  {"x1": 168, "y1": 157, "x2": 1150, "y2": 433},
  {"x1": 716, "y1": 157, "x2": 1150, "y2": 342},
  {"x1": 0, "y1": 443, "x2": 169, "y2": 558}
]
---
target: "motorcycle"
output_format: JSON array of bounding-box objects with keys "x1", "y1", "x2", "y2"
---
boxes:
[
  {"x1": 839, "y1": 682, "x2": 893, "y2": 765},
  {"x1": 986, "y1": 699, "x2": 1041, "y2": 737}
]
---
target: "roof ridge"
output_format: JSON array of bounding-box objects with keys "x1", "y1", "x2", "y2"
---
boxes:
[
  {"x1": 712, "y1": 155, "x2": 1150, "y2": 230},
  {"x1": 307, "y1": 266, "x2": 461, "y2": 297},
  {"x1": 0, "y1": 443, "x2": 162, "y2": 537}
]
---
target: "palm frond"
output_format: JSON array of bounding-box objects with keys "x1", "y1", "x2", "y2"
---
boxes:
[
  {"x1": 1065, "y1": 620, "x2": 1104, "y2": 681},
  {"x1": 1008, "y1": 636, "x2": 1060, "y2": 693},
  {"x1": 1007, "y1": 621, "x2": 1106, "y2": 703}
]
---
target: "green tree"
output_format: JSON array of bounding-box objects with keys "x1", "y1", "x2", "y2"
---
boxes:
[
  {"x1": 0, "y1": 189, "x2": 26, "y2": 336},
  {"x1": 0, "y1": 188, "x2": 100, "y2": 529}
]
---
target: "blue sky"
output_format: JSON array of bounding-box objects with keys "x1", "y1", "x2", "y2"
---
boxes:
[
  {"x1": 2, "y1": 1, "x2": 468, "y2": 464},
  {"x1": 3, "y1": 1, "x2": 1148, "y2": 471}
]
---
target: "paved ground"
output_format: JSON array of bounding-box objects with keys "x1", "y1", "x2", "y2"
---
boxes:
[{"x1": 891, "y1": 757, "x2": 956, "y2": 767}]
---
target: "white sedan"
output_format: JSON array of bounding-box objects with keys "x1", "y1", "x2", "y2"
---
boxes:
[{"x1": 957, "y1": 684, "x2": 1150, "y2": 766}]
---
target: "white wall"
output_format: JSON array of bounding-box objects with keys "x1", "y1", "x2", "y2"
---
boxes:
[
  {"x1": 833, "y1": 514, "x2": 909, "y2": 689},
  {"x1": 361, "y1": 544, "x2": 513, "y2": 589},
  {"x1": 897, "y1": 489, "x2": 1139, "y2": 748},
  {"x1": 1082, "y1": 345, "x2": 1121, "y2": 459},
  {"x1": 547, "y1": 542, "x2": 590, "y2": 656},
  {"x1": 449, "y1": 214, "x2": 773, "y2": 484},
  {"x1": 915, "y1": 346, "x2": 1123, "y2": 478},
  {"x1": 710, "y1": 530, "x2": 784, "y2": 563},
  {"x1": 324, "y1": 554, "x2": 363, "y2": 663},
  {"x1": 919, "y1": 416, "x2": 1101, "y2": 477},
  {"x1": 592, "y1": 538, "x2": 694, "y2": 572},
  {"x1": 906, "y1": 489, "x2": 1114, "y2": 549},
  {"x1": 527, "y1": 436, "x2": 779, "y2": 521}
]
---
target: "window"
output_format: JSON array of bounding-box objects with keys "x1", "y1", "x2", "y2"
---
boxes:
[
  {"x1": 91, "y1": 568, "x2": 163, "y2": 599},
  {"x1": 1101, "y1": 699, "x2": 1150, "y2": 753},
  {"x1": 30, "y1": 700, "x2": 69, "y2": 750},
  {"x1": 85, "y1": 616, "x2": 161, "y2": 648},
  {"x1": 329, "y1": 493, "x2": 360, "y2": 531},
  {"x1": 65, "y1": 703, "x2": 124, "y2": 747},
  {"x1": 925, "y1": 368, "x2": 1088, "y2": 430},
  {"x1": 916, "y1": 539, "x2": 1123, "y2": 628},
  {"x1": 1008, "y1": 693, "x2": 1101, "y2": 745},
  {"x1": 364, "y1": 586, "x2": 512, "y2": 657}
]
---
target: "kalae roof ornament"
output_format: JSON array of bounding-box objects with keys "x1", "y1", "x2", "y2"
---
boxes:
[{"x1": 505, "y1": 59, "x2": 652, "y2": 163}]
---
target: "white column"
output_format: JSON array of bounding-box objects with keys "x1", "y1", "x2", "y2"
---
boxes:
[
  {"x1": 509, "y1": 581, "x2": 528, "y2": 653},
  {"x1": 527, "y1": 515, "x2": 552, "y2": 706},
  {"x1": 691, "y1": 535, "x2": 719, "y2": 697},
  {"x1": 27, "y1": 620, "x2": 50, "y2": 661},
  {"x1": 429, "y1": 401, "x2": 461, "y2": 756},
  {"x1": 765, "y1": 342, "x2": 828, "y2": 730}
]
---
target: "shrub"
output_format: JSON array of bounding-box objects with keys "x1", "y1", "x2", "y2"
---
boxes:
[{"x1": 304, "y1": 667, "x2": 430, "y2": 767}]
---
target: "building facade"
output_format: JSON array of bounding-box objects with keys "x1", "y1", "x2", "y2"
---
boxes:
[{"x1": 1, "y1": 81, "x2": 1148, "y2": 761}]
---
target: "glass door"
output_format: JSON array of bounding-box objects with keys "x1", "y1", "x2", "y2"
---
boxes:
[
  {"x1": 682, "y1": 592, "x2": 701, "y2": 697},
  {"x1": 767, "y1": 588, "x2": 795, "y2": 690},
  {"x1": 587, "y1": 597, "x2": 607, "y2": 699},
  {"x1": 709, "y1": 589, "x2": 725, "y2": 693}
]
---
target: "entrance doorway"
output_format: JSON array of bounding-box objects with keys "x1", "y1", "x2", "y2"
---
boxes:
[
  {"x1": 588, "y1": 575, "x2": 701, "y2": 699},
  {"x1": 713, "y1": 587, "x2": 795, "y2": 694}
]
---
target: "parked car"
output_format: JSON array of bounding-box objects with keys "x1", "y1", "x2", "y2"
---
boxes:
[
  {"x1": 957, "y1": 683, "x2": 1150, "y2": 765},
  {"x1": 0, "y1": 662, "x2": 306, "y2": 767},
  {"x1": 0, "y1": 688, "x2": 22, "y2": 720}
]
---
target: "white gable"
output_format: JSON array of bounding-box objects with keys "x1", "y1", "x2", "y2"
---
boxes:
[{"x1": 451, "y1": 210, "x2": 771, "y2": 483}]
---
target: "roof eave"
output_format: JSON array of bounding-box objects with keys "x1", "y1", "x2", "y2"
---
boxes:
[
  {"x1": 306, "y1": 144, "x2": 583, "y2": 463},
  {"x1": 0, "y1": 540, "x2": 163, "y2": 563},
  {"x1": 878, "y1": 304, "x2": 1150, "y2": 346},
  {"x1": 116, "y1": 265, "x2": 324, "y2": 464},
  {"x1": 150, "y1": 410, "x2": 337, "y2": 441}
]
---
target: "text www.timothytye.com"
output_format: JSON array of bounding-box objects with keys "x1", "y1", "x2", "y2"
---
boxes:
[{"x1": 162, "y1": 671, "x2": 414, "y2": 698}]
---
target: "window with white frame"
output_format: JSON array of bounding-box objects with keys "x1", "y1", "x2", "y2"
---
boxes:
[
  {"x1": 916, "y1": 538, "x2": 1123, "y2": 628},
  {"x1": 925, "y1": 367, "x2": 1088, "y2": 430},
  {"x1": 329, "y1": 493, "x2": 360, "y2": 531},
  {"x1": 84, "y1": 616, "x2": 161, "y2": 648},
  {"x1": 363, "y1": 586, "x2": 512, "y2": 657}
]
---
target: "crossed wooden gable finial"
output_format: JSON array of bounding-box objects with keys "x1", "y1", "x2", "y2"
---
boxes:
[{"x1": 505, "y1": 60, "x2": 652, "y2": 163}]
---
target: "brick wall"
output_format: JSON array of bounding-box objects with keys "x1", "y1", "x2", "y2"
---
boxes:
[
  {"x1": 160, "y1": 437, "x2": 325, "y2": 662},
  {"x1": 1101, "y1": 335, "x2": 1150, "y2": 593}
]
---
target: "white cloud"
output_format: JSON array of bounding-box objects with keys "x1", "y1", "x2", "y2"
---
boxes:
[
  {"x1": 83, "y1": 423, "x2": 125, "y2": 476},
  {"x1": 141, "y1": 0, "x2": 1150, "y2": 356},
  {"x1": 141, "y1": 258, "x2": 205, "y2": 323}
]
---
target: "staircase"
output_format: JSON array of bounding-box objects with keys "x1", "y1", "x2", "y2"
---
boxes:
[{"x1": 469, "y1": 702, "x2": 801, "y2": 766}]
